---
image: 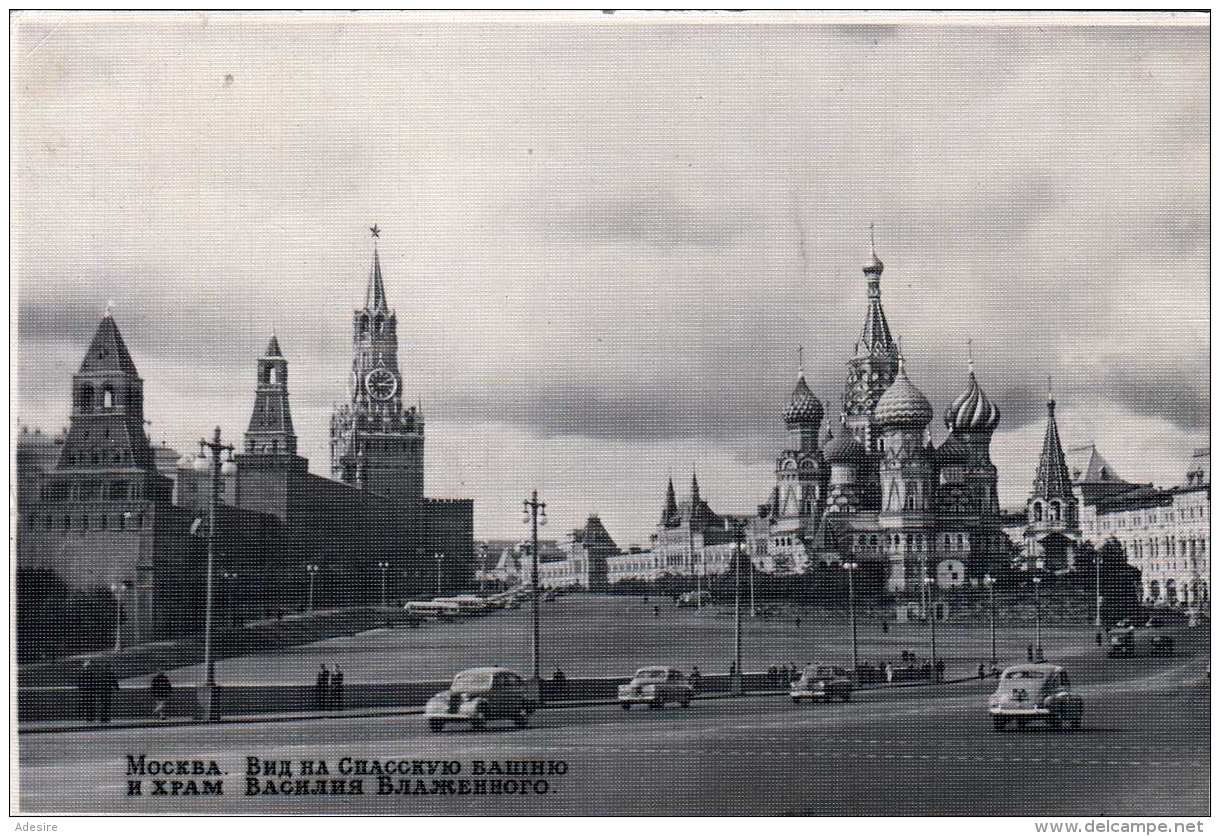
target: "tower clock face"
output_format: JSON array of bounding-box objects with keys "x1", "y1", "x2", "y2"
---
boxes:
[{"x1": 365, "y1": 368, "x2": 398, "y2": 401}]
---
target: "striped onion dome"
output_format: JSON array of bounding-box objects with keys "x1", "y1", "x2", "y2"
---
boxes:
[{"x1": 944, "y1": 368, "x2": 1001, "y2": 433}]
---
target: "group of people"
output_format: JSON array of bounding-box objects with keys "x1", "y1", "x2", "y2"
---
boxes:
[
  {"x1": 883, "y1": 651, "x2": 946, "y2": 683},
  {"x1": 76, "y1": 659, "x2": 120, "y2": 724},
  {"x1": 767, "y1": 663, "x2": 803, "y2": 686},
  {"x1": 314, "y1": 664, "x2": 345, "y2": 710}
]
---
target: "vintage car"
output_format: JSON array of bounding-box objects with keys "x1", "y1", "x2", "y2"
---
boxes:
[
  {"x1": 424, "y1": 667, "x2": 535, "y2": 732},
  {"x1": 790, "y1": 665, "x2": 853, "y2": 703},
  {"x1": 618, "y1": 667, "x2": 694, "y2": 709},
  {"x1": 1150, "y1": 634, "x2": 1175, "y2": 656},
  {"x1": 988, "y1": 664, "x2": 1083, "y2": 731}
]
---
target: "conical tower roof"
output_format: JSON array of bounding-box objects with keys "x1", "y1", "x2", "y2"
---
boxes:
[
  {"x1": 660, "y1": 476, "x2": 679, "y2": 526},
  {"x1": 365, "y1": 247, "x2": 389, "y2": 312},
  {"x1": 1032, "y1": 393, "x2": 1073, "y2": 499},
  {"x1": 79, "y1": 308, "x2": 139, "y2": 375},
  {"x1": 264, "y1": 333, "x2": 283, "y2": 357}
]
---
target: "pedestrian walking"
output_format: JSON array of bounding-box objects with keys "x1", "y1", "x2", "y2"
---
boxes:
[
  {"x1": 768, "y1": 665, "x2": 778, "y2": 686},
  {"x1": 77, "y1": 660, "x2": 96, "y2": 723},
  {"x1": 653, "y1": 605, "x2": 660, "y2": 618},
  {"x1": 315, "y1": 664, "x2": 330, "y2": 710},
  {"x1": 150, "y1": 670, "x2": 171, "y2": 720},
  {"x1": 884, "y1": 662, "x2": 894, "y2": 683},
  {"x1": 690, "y1": 665, "x2": 701, "y2": 693},
  {"x1": 881, "y1": 620, "x2": 889, "y2": 634},
  {"x1": 331, "y1": 666, "x2": 344, "y2": 710},
  {"x1": 977, "y1": 662, "x2": 986, "y2": 680},
  {"x1": 934, "y1": 659, "x2": 945, "y2": 683},
  {"x1": 794, "y1": 616, "x2": 802, "y2": 629},
  {"x1": 96, "y1": 661, "x2": 118, "y2": 724},
  {"x1": 1026, "y1": 644, "x2": 1034, "y2": 662},
  {"x1": 729, "y1": 662, "x2": 736, "y2": 677}
]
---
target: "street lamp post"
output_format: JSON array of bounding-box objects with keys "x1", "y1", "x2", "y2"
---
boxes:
[
  {"x1": 1032, "y1": 574, "x2": 1043, "y2": 661},
  {"x1": 984, "y1": 574, "x2": 998, "y2": 665},
  {"x1": 109, "y1": 581, "x2": 131, "y2": 652},
  {"x1": 843, "y1": 562, "x2": 859, "y2": 677},
  {"x1": 376, "y1": 561, "x2": 390, "y2": 609},
  {"x1": 1094, "y1": 549, "x2": 1103, "y2": 629},
  {"x1": 749, "y1": 549, "x2": 756, "y2": 618},
  {"x1": 306, "y1": 564, "x2": 320, "y2": 612},
  {"x1": 192, "y1": 426, "x2": 236, "y2": 721},
  {"x1": 923, "y1": 575, "x2": 937, "y2": 668},
  {"x1": 434, "y1": 553, "x2": 444, "y2": 597},
  {"x1": 522, "y1": 491, "x2": 547, "y2": 684},
  {"x1": 726, "y1": 519, "x2": 744, "y2": 694}
]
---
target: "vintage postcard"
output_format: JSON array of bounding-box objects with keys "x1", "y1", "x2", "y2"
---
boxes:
[{"x1": 10, "y1": 10, "x2": 1210, "y2": 821}]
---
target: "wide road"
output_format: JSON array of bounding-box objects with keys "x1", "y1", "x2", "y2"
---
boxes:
[{"x1": 18, "y1": 650, "x2": 1208, "y2": 815}]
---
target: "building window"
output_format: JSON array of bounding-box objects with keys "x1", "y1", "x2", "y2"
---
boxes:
[
  {"x1": 1033, "y1": 501, "x2": 1043, "y2": 522},
  {"x1": 102, "y1": 387, "x2": 114, "y2": 409},
  {"x1": 78, "y1": 385, "x2": 95, "y2": 413}
]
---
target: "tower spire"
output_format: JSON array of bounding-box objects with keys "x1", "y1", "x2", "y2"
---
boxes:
[
  {"x1": 365, "y1": 225, "x2": 389, "y2": 312},
  {"x1": 1032, "y1": 390, "x2": 1072, "y2": 498},
  {"x1": 797, "y1": 344, "x2": 805, "y2": 379},
  {"x1": 967, "y1": 338, "x2": 975, "y2": 374}
]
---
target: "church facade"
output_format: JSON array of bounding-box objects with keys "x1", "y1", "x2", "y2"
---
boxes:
[{"x1": 757, "y1": 240, "x2": 1011, "y2": 597}]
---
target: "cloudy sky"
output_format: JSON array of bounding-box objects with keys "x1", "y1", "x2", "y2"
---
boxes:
[{"x1": 12, "y1": 12, "x2": 1209, "y2": 544}]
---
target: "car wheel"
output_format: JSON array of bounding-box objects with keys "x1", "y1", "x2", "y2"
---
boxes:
[
  {"x1": 992, "y1": 716, "x2": 1008, "y2": 732},
  {"x1": 1048, "y1": 714, "x2": 1062, "y2": 731},
  {"x1": 840, "y1": 691, "x2": 851, "y2": 703},
  {"x1": 514, "y1": 709, "x2": 530, "y2": 728},
  {"x1": 428, "y1": 719, "x2": 444, "y2": 733},
  {"x1": 621, "y1": 702, "x2": 630, "y2": 711},
  {"x1": 471, "y1": 709, "x2": 487, "y2": 731},
  {"x1": 1070, "y1": 717, "x2": 1082, "y2": 731},
  {"x1": 681, "y1": 699, "x2": 690, "y2": 709},
  {"x1": 1016, "y1": 718, "x2": 1028, "y2": 731},
  {"x1": 791, "y1": 697, "x2": 800, "y2": 704},
  {"x1": 649, "y1": 698, "x2": 663, "y2": 710}
]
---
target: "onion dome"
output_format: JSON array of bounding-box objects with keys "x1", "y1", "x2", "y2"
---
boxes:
[
  {"x1": 783, "y1": 371, "x2": 824, "y2": 428},
  {"x1": 935, "y1": 435, "x2": 971, "y2": 464},
  {"x1": 945, "y1": 365, "x2": 1001, "y2": 433},
  {"x1": 874, "y1": 356, "x2": 933, "y2": 429},
  {"x1": 824, "y1": 428, "x2": 867, "y2": 464}
]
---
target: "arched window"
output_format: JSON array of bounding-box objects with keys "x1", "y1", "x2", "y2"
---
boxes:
[
  {"x1": 374, "y1": 315, "x2": 384, "y2": 334},
  {"x1": 1033, "y1": 501, "x2": 1043, "y2": 522},
  {"x1": 78, "y1": 385, "x2": 95, "y2": 413},
  {"x1": 268, "y1": 366, "x2": 278, "y2": 385},
  {"x1": 102, "y1": 387, "x2": 114, "y2": 409},
  {"x1": 1049, "y1": 500, "x2": 1061, "y2": 522}
]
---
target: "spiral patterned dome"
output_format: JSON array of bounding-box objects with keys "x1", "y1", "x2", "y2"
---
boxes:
[
  {"x1": 945, "y1": 369, "x2": 1001, "y2": 433},
  {"x1": 783, "y1": 373, "x2": 824, "y2": 427},
  {"x1": 874, "y1": 359, "x2": 933, "y2": 429},
  {"x1": 823, "y1": 429, "x2": 867, "y2": 464}
]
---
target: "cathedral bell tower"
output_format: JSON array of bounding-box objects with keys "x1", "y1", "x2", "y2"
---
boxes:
[
  {"x1": 330, "y1": 225, "x2": 425, "y2": 518},
  {"x1": 842, "y1": 226, "x2": 900, "y2": 451}
]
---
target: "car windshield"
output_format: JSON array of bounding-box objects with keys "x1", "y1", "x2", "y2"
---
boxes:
[
  {"x1": 1003, "y1": 670, "x2": 1048, "y2": 681},
  {"x1": 451, "y1": 671, "x2": 494, "y2": 691},
  {"x1": 635, "y1": 668, "x2": 668, "y2": 680}
]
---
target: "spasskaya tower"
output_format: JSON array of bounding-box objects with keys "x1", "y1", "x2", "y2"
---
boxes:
[{"x1": 330, "y1": 225, "x2": 425, "y2": 524}]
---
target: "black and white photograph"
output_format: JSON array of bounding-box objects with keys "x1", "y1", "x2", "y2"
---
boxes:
[{"x1": 10, "y1": 10, "x2": 1211, "y2": 820}]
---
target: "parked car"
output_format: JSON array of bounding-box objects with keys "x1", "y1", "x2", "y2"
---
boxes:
[
  {"x1": 1150, "y1": 634, "x2": 1175, "y2": 656},
  {"x1": 618, "y1": 667, "x2": 694, "y2": 710},
  {"x1": 424, "y1": 667, "x2": 535, "y2": 732},
  {"x1": 1107, "y1": 627, "x2": 1137, "y2": 657},
  {"x1": 676, "y1": 590, "x2": 712, "y2": 608},
  {"x1": 790, "y1": 664, "x2": 853, "y2": 703},
  {"x1": 988, "y1": 664, "x2": 1083, "y2": 731}
]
